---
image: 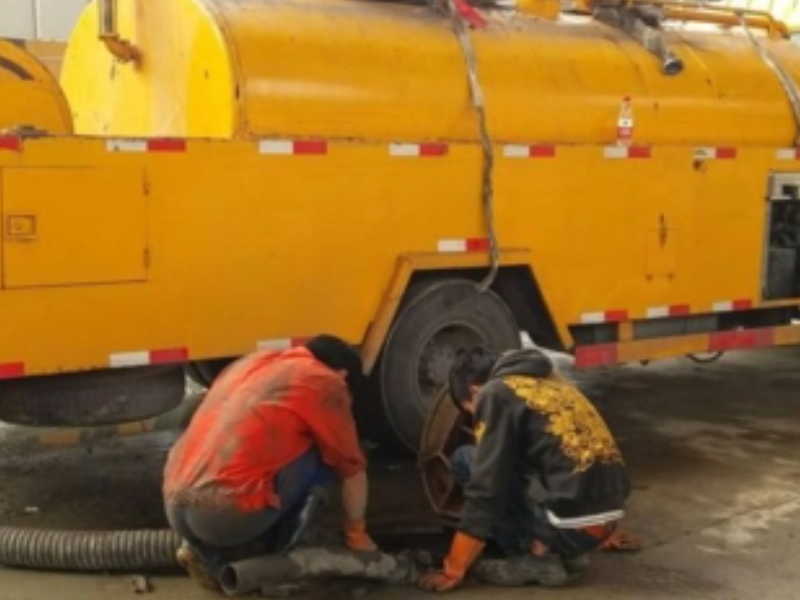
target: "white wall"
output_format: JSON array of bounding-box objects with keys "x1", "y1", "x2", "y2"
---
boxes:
[{"x1": 0, "y1": 0, "x2": 88, "y2": 41}]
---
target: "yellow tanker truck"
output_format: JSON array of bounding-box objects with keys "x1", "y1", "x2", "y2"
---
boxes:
[{"x1": 3, "y1": 0, "x2": 800, "y2": 449}]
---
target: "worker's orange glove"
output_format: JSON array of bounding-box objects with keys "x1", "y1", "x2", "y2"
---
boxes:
[
  {"x1": 418, "y1": 531, "x2": 485, "y2": 593},
  {"x1": 344, "y1": 519, "x2": 378, "y2": 552}
]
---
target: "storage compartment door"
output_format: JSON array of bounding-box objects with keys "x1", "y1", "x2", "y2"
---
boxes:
[{"x1": 2, "y1": 167, "x2": 148, "y2": 288}]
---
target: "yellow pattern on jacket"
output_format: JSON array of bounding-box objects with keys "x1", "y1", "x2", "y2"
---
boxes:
[{"x1": 502, "y1": 375, "x2": 623, "y2": 472}]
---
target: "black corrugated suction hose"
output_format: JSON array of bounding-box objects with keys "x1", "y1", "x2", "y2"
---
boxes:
[{"x1": 0, "y1": 527, "x2": 180, "y2": 571}]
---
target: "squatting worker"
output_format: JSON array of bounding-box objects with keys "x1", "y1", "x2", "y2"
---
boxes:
[
  {"x1": 163, "y1": 335, "x2": 377, "y2": 590},
  {"x1": 419, "y1": 347, "x2": 630, "y2": 592}
]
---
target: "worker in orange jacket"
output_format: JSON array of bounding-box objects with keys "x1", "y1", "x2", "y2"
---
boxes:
[{"x1": 163, "y1": 335, "x2": 376, "y2": 590}]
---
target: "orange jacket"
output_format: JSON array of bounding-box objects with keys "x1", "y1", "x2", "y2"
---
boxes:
[{"x1": 163, "y1": 347, "x2": 365, "y2": 512}]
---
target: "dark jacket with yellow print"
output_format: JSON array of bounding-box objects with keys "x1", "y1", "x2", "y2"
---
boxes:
[{"x1": 460, "y1": 349, "x2": 630, "y2": 541}]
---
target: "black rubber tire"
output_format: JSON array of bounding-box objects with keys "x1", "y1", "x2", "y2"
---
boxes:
[
  {"x1": 380, "y1": 279, "x2": 520, "y2": 451},
  {"x1": 0, "y1": 366, "x2": 185, "y2": 427}
]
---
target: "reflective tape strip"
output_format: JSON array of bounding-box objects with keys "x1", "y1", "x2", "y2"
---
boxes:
[
  {"x1": 150, "y1": 347, "x2": 189, "y2": 364},
  {"x1": 647, "y1": 306, "x2": 669, "y2": 319},
  {"x1": 603, "y1": 146, "x2": 651, "y2": 159},
  {"x1": 110, "y1": 348, "x2": 188, "y2": 368},
  {"x1": 694, "y1": 147, "x2": 737, "y2": 160},
  {"x1": 259, "y1": 140, "x2": 294, "y2": 155},
  {"x1": 776, "y1": 148, "x2": 800, "y2": 160},
  {"x1": 0, "y1": 136, "x2": 22, "y2": 152},
  {"x1": 148, "y1": 138, "x2": 187, "y2": 153},
  {"x1": 438, "y1": 239, "x2": 467, "y2": 253},
  {"x1": 0, "y1": 362, "x2": 25, "y2": 379},
  {"x1": 107, "y1": 139, "x2": 147, "y2": 153},
  {"x1": 257, "y1": 338, "x2": 309, "y2": 351},
  {"x1": 294, "y1": 140, "x2": 327, "y2": 155},
  {"x1": 580, "y1": 310, "x2": 628, "y2": 324},
  {"x1": 109, "y1": 351, "x2": 150, "y2": 368},
  {"x1": 259, "y1": 140, "x2": 328, "y2": 155},
  {"x1": 389, "y1": 143, "x2": 448, "y2": 157},
  {"x1": 580, "y1": 312, "x2": 606, "y2": 324},
  {"x1": 709, "y1": 327, "x2": 774, "y2": 351},
  {"x1": 575, "y1": 343, "x2": 618, "y2": 368},
  {"x1": 503, "y1": 144, "x2": 530, "y2": 158},
  {"x1": 106, "y1": 139, "x2": 186, "y2": 153},
  {"x1": 502, "y1": 144, "x2": 556, "y2": 158},
  {"x1": 647, "y1": 304, "x2": 690, "y2": 319},
  {"x1": 712, "y1": 299, "x2": 752, "y2": 312},
  {"x1": 437, "y1": 238, "x2": 490, "y2": 253},
  {"x1": 605, "y1": 310, "x2": 629, "y2": 323}
]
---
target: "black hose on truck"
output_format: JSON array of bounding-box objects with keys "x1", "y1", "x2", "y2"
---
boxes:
[{"x1": 0, "y1": 527, "x2": 180, "y2": 571}]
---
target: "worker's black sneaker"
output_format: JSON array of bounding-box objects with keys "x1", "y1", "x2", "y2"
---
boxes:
[{"x1": 176, "y1": 542, "x2": 222, "y2": 592}]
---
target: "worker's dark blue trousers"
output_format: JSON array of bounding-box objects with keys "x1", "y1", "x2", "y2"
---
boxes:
[
  {"x1": 166, "y1": 448, "x2": 334, "y2": 579},
  {"x1": 451, "y1": 445, "x2": 606, "y2": 558}
]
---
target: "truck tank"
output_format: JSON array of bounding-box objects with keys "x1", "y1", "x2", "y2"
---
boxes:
[
  {"x1": 0, "y1": 39, "x2": 72, "y2": 135},
  {"x1": 61, "y1": 0, "x2": 800, "y2": 147}
]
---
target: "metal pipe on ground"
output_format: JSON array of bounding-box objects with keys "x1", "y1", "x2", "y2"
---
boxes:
[{"x1": 220, "y1": 547, "x2": 420, "y2": 596}]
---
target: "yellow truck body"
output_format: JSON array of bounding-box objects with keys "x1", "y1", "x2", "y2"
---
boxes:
[{"x1": 3, "y1": 0, "x2": 800, "y2": 446}]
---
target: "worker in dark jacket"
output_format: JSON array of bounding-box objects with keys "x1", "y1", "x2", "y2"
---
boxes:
[
  {"x1": 419, "y1": 347, "x2": 630, "y2": 592},
  {"x1": 163, "y1": 335, "x2": 377, "y2": 590}
]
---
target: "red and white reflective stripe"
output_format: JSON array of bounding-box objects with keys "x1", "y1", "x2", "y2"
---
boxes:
[
  {"x1": 502, "y1": 144, "x2": 556, "y2": 159},
  {"x1": 646, "y1": 304, "x2": 691, "y2": 319},
  {"x1": 603, "y1": 146, "x2": 651, "y2": 159},
  {"x1": 256, "y1": 337, "x2": 309, "y2": 351},
  {"x1": 580, "y1": 310, "x2": 629, "y2": 324},
  {"x1": 776, "y1": 148, "x2": 800, "y2": 160},
  {"x1": 259, "y1": 139, "x2": 328, "y2": 156},
  {"x1": 709, "y1": 327, "x2": 774, "y2": 351},
  {"x1": 109, "y1": 347, "x2": 189, "y2": 368},
  {"x1": 389, "y1": 142, "x2": 448, "y2": 157},
  {"x1": 575, "y1": 343, "x2": 618, "y2": 368},
  {"x1": 576, "y1": 325, "x2": 781, "y2": 368},
  {"x1": 694, "y1": 147, "x2": 737, "y2": 160},
  {"x1": 107, "y1": 138, "x2": 187, "y2": 153},
  {"x1": 0, "y1": 136, "x2": 22, "y2": 152},
  {"x1": 712, "y1": 299, "x2": 753, "y2": 313},
  {"x1": 437, "y1": 238, "x2": 490, "y2": 253},
  {"x1": 0, "y1": 362, "x2": 25, "y2": 379}
]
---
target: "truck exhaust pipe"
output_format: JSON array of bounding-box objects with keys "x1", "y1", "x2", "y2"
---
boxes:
[{"x1": 97, "y1": 0, "x2": 140, "y2": 64}]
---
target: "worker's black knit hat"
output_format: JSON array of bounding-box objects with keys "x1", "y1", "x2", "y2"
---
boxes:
[{"x1": 306, "y1": 334, "x2": 364, "y2": 398}]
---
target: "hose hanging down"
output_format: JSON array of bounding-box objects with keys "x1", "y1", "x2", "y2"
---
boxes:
[
  {"x1": 443, "y1": 0, "x2": 501, "y2": 291},
  {"x1": 739, "y1": 14, "x2": 800, "y2": 147}
]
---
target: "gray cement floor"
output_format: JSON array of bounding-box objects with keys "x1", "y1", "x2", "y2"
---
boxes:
[{"x1": 1, "y1": 347, "x2": 800, "y2": 599}]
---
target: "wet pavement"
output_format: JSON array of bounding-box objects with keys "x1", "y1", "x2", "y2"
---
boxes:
[{"x1": 1, "y1": 347, "x2": 800, "y2": 599}]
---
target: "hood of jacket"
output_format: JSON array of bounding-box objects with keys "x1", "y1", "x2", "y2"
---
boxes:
[{"x1": 490, "y1": 348, "x2": 553, "y2": 379}]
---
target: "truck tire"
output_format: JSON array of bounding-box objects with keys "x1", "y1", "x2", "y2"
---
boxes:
[
  {"x1": 0, "y1": 366, "x2": 185, "y2": 427},
  {"x1": 380, "y1": 279, "x2": 520, "y2": 451}
]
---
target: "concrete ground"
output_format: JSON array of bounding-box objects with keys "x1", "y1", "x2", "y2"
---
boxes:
[{"x1": 1, "y1": 347, "x2": 799, "y2": 599}]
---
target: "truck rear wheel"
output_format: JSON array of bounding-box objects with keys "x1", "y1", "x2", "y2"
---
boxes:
[{"x1": 380, "y1": 279, "x2": 520, "y2": 451}]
